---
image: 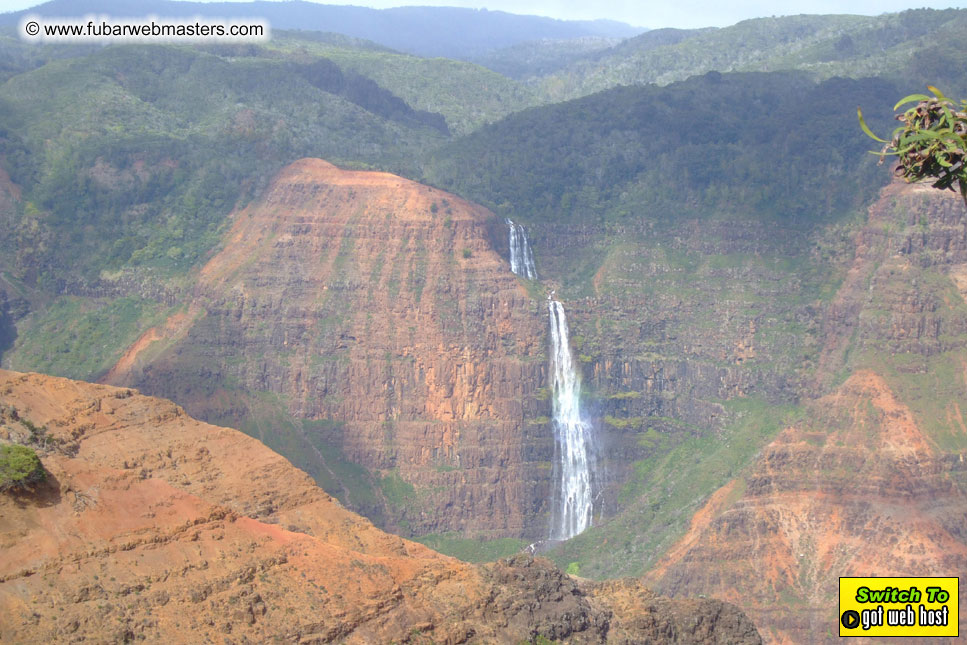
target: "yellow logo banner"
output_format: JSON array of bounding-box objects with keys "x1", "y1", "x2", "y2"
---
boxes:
[{"x1": 839, "y1": 577, "x2": 959, "y2": 637}]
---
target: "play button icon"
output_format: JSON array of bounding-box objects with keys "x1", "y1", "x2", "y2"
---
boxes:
[{"x1": 841, "y1": 610, "x2": 860, "y2": 630}]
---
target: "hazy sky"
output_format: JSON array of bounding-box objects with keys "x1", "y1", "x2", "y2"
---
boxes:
[{"x1": 5, "y1": 0, "x2": 967, "y2": 29}]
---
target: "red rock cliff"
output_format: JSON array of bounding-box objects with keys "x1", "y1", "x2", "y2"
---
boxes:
[
  {"x1": 104, "y1": 158, "x2": 551, "y2": 537},
  {"x1": 642, "y1": 183, "x2": 967, "y2": 644}
]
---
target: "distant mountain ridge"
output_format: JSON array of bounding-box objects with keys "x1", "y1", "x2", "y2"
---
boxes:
[
  {"x1": 542, "y1": 9, "x2": 967, "y2": 100},
  {"x1": 0, "y1": 0, "x2": 644, "y2": 59}
]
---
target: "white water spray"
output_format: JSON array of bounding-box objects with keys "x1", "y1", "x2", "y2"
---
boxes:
[
  {"x1": 506, "y1": 218, "x2": 537, "y2": 279},
  {"x1": 547, "y1": 299, "x2": 594, "y2": 540}
]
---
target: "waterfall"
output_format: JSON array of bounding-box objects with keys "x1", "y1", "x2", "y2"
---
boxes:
[
  {"x1": 547, "y1": 299, "x2": 594, "y2": 540},
  {"x1": 506, "y1": 218, "x2": 537, "y2": 279},
  {"x1": 503, "y1": 217, "x2": 593, "y2": 539}
]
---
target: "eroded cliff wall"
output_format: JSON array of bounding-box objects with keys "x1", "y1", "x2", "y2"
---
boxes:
[
  {"x1": 104, "y1": 159, "x2": 551, "y2": 537},
  {"x1": 640, "y1": 183, "x2": 967, "y2": 643}
]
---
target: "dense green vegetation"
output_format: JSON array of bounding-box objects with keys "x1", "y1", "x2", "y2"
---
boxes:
[
  {"x1": 0, "y1": 43, "x2": 449, "y2": 286},
  {"x1": 0, "y1": 33, "x2": 96, "y2": 83},
  {"x1": 3, "y1": 296, "x2": 171, "y2": 381},
  {"x1": 0, "y1": 444, "x2": 45, "y2": 492},
  {"x1": 426, "y1": 72, "x2": 899, "y2": 246},
  {"x1": 471, "y1": 36, "x2": 621, "y2": 80},
  {"x1": 861, "y1": 87, "x2": 967, "y2": 201},
  {"x1": 542, "y1": 9, "x2": 967, "y2": 101},
  {"x1": 268, "y1": 33, "x2": 539, "y2": 135},
  {"x1": 2, "y1": 9, "x2": 959, "y2": 290}
]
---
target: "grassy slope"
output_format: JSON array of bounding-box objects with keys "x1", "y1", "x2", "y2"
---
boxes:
[{"x1": 3, "y1": 296, "x2": 173, "y2": 381}]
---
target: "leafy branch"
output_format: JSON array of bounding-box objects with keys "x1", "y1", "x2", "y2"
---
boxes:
[{"x1": 859, "y1": 86, "x2": 967, "y2": 204}]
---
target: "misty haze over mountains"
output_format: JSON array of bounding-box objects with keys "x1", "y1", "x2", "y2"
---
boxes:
[{"x1": 0, "y1": 0, "x2": 644, "y2": 58}]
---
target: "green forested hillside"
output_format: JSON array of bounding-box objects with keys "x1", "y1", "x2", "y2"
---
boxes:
[
  {"x1": 426, "y1": 72, "x2": 899, "y2": 256},
  {"x1": 0, "y1": 28, "x2": 101, "y2": 83},
  {"x1": 1, "y1": 8, "x2": 961, "y2": 295},
  {"x1": 542, "y1": 9, "x2": 967, "y2": 101},
  {"x1": 470, "y1": 36, "x2": 622, "y2": 80},
  {"x1": 0, "y1": 32, "x2": 554, "y2": 290},
  {"x1": 0, "y1": 43, "x2": 450, "y2": 287},
  {"x1": 267, "y1": 32, "x2": 540, "y2": 135}
]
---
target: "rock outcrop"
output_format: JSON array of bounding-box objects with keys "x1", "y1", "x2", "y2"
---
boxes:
[
  {"x1": 0, "y1": 369, "x2": 762, "y2": 644},
  {"x1": 644, "y1": 370, "x2": 967, "y2": 643},
  {"x1": 819, "y1": 182, "x2": 967, "y2": 381},
  {"x1": 104, "y1": 158, "x2": 550, "y2": 537},
  {"x1": 642, "y1": 183, "x2": 967, "y2": 644}
]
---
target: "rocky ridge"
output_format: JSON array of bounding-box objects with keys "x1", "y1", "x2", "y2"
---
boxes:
[
  {"x1": 644, "y1": 370, "x2": 967, "y2": 643},
  {"x1": 0, "y1": 368, "x2": 762, "y2": 644}
]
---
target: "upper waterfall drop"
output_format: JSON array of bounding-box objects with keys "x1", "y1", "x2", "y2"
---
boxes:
[
  {"x1": 506, "y1": 218, "x2": 537, "y2": 280},
  {"x1": 547, "y1": 299, "x2": 595, "y2": 540}
]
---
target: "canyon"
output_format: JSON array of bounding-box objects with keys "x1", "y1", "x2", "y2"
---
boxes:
[
  {"x1": 6, "y1": 153, "x2": 966, "y2": 643},
  {"x1": 0, "y1": 11, "x2": 965, "y2": 642},
  {"x1": 642, "y1": 183, "x2": 967, "y2": 642},
  {"x1": 0, "y1": 368, "x2": 762, "y2": 643},
  {"x1": 96, "y1": 156, "x2": 839, "y2": 550},
  {"x1": 102, "y1": 158, "x2": 552, "y2": 538}
]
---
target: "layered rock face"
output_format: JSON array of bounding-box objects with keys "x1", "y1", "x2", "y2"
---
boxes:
[
  {"x1": 525, "y1": 212, "x2": 834, "y2": 567},
  {"x1": 819, "y1": 182, "x2": 967, "y2": 383},
  {"x1": 644, "y1": 370, "x2": 967, "y2": 643},
  {"x1": 0, "y1": 369, "x2": 762, "y2": 644},
  {"x1": 105, "y1": 159, "x2": 550, "y2": 537},
  {"x1": 641, "y1": 183, "x2": 967, "y2": 643}
]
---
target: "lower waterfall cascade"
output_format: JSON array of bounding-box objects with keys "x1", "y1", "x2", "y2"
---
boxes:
[{"x1": 547, "y1": 299, "x2": 595, "y2": 540}]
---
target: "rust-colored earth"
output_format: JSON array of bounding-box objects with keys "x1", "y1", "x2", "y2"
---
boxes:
[
  {"x1": 0, "y1": 369, "x2": 761, "y2": 643},
  {"x1": 103, "y1": 158, "x2": 550, "y2": 537},
  {"x1": 645, "y1": 371, "x2": 967, "y2": 643},
  {"x1": 644, "y1": 182, "x2": 967, "y2": 644}
]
